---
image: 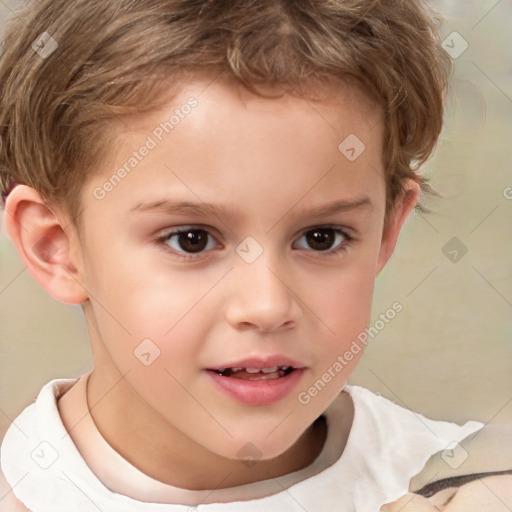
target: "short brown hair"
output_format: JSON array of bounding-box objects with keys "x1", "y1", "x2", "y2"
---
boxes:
[{"x1": 0, "y1": 0, "x2": 450, "y2": 229}]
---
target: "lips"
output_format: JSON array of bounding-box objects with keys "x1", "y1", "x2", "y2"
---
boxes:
[
  {"x1": 205, "y1": 356, "x2": 306, "y2": 405},
  {"x1": 213, "y1": 366, "x2": 294, "y2": 380},
  {"x1": 207, "y1": 356, "x2": 305, "y2": 379}
]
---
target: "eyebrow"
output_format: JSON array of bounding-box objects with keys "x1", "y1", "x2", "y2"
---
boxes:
[{"x1": 130, "y1": 196, "x2": 372, "y2": 219}]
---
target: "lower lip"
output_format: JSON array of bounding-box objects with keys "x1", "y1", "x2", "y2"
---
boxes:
[{"x1": 206, "y1": 368, "x2": 305, "y2": 406}]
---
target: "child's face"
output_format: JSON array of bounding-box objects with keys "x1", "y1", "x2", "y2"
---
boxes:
[{"x1": 71, "y1": 77, "x2": 409, "y2": 461}]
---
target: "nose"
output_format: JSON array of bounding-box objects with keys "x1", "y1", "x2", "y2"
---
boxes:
[{"x1": 224, "y1": 253, "x2": 301, "y2": 333}]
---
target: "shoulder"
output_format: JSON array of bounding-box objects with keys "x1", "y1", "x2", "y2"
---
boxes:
[
  {"x1": 338, "y1": 385, "x2": 483, "y2": 489},
  {"x1": 344, "y1": 384, "x2": 483, "y2": 443},
  {"x1": 1, "y1": 378, "x2": 76, "y2": 453},
  {"x1": 312, "y1": 387, "x2": 482, "y2": 509},
  {"x1": 0, "y1": 378, "x2": 78, "y2": 509}
]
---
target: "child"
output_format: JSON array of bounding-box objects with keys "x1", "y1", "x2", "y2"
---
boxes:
[{"x1": 0, "y1": 0, "x2": 508, "y2": 510}]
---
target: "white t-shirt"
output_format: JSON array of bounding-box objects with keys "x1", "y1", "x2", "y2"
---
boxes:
[{"x1": 1, "y1": 377, "x2": 483, "y2": 512}]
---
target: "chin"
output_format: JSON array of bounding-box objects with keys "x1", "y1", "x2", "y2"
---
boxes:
[{"x1": 215, "y1": 429, "x2": 305, "y2": 464}]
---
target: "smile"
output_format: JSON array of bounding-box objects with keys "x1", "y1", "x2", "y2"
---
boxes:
[
  {"x1": 214, "y1": 365, "x2": 294, "y2": 380},
  {"x1": 206, "y1": 362, "x2": 305, "y2": 405}
]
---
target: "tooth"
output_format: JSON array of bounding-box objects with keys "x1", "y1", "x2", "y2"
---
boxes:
[
  {"x1": 246, "y1": 368, "x2": 261, "y2": 373},
  {"x1": 261, "y1": 366, "x2": 279, "y2": 373},
  {"x1": 231, "y1": 367, "x2": 243, "y2": 372},
  {"x1": 258, "y1": 373, "x2": 280, "y2": 380},
  {"x1": 248, "y1": 373, "x2": 279, "y2": 380}
]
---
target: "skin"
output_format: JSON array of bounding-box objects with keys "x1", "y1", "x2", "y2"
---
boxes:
[
  {"x1": 4, "y1": 76, "x2": 418, "y2": 492},
  {"x1": 380, "y1": 475, "x2": 512, "y2": 511}
]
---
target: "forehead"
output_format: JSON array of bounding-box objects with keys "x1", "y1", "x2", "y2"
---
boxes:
[
  {"x1": 81, "y1": 76, "x2": 385, "y2": 225},
  {"x1": 112, "y1": 74, "x2": 382, "y2": 151}
]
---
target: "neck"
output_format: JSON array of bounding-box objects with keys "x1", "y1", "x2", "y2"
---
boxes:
[{"x1": 63, "y1": 369, "x2": 333, "y2": 490}]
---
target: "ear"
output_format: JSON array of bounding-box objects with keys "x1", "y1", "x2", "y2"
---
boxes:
[
  {"x1": 2, "y1": 184, "x2": 88, "y2": 304},
  {"x1": 376, "y1": 179, "x2": 420, "y2": 275}
]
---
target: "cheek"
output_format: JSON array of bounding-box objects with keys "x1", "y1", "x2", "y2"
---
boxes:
[
  {"x1": 85, "y1": 234, "x2": 208, "y2": 329},
  {"x1": 309, "y1": 262, "x2": 376, "y2": 335},
  {"x1": 295, "y1": 277, "x2": 374, "y2": 415},
  {"x1": 82, "y1": 244, "x2": 207, "y2": 365},
  {"x1": 90, "y1": 281, "x2": 208, "y2": 367},
  {"x1": 300, "y1": 255, "x2": 378, "y2": 397}
]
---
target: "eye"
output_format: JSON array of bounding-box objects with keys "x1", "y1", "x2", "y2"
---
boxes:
[
  {"x1": 157, "y1": 227, "x2": 219, "y2": 256},
  {"x1": 293, "y1": 226, "x2": 351, "y2": 254}
]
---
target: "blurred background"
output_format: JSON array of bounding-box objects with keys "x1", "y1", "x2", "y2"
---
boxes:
[{"x1": 0, "y1": 0, "x2": 511, "y2": 441}]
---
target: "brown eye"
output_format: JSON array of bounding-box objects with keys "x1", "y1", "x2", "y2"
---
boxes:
[
  {"x1": 305, "y1": 228, "x2": 336, "y2": 251},
  {"x1": 294, "y1": 227, "x2": 349, "y2": 253},
  {"x1": 162, "y1": 228, "x2": 217, "y2": 255},
  {"x1": 176, "y1": 230, "x2": 209, "y2": 253}
]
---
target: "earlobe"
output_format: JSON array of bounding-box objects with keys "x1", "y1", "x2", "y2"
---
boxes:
[
  {"x1": 376, "y1": 180, "x2": 420, "y2": 275},
  {"x1": 3, "y1": 184, "x2": 88, "y2": 304}
]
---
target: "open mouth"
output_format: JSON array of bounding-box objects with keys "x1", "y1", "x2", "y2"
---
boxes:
[
  {"x1": 206, "y1": 361, "x2": 305, "y2": 405},
  {"x1": 210, "y1": 366, "x2": 295, "y2": 380}
]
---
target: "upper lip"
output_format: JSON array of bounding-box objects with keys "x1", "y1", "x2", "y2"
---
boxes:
[{"x1": 207, "y1": 355, "x2": 307, "y2": 371}]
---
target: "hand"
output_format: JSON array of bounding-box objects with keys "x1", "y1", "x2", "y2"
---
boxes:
[
  {"x1": 380, "y1": 475, "x2": 512, "y2": 512},
  {"x1": 380, "y1": 491, "x2": 453, "y2": 512}
]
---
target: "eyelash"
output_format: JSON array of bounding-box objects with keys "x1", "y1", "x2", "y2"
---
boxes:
[{"x1": 155, "y1": 225, "x2": 353, "y2": 261}]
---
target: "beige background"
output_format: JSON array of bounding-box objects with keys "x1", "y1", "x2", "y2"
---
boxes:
[{"x1": 1, "y1": 0, "x2": 511, "y2": 441}]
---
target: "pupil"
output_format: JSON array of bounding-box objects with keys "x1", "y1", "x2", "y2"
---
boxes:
[
  {"x1": 178, "y1": 230, "x2": 207, "y2": 253},
  {"x1": 307, "y1": 229, "x2": 334, "y2": 251}
]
